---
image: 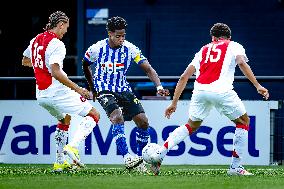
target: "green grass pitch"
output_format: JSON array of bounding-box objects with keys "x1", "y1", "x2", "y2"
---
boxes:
[{"x1": 0, "y1": 164, "x2": 284, "y2": 189}]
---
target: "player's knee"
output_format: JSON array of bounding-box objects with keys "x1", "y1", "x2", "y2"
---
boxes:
[
  {"x1": 110, "y1": 115, "x2": 124, "y2": 124},
  {"x1": 243, "y1": 116, "x2": 250, "y2": 125},
  {"x1": 59, "y1": 114, "x2": 71, "y2": 125},
  {"x1": 64, "y1": 114, "x2": 71, "y2": 125},
  {"x1": 190, "y1": 125, "x2": 199, "y2": 132},
  {"x1": 87, "y1": 108, "x2": 100, "y2": 123},
  {"x1": 110, "y1": 109, "x2": 124, "y2": 123},
  {"x1": 239, "y1": 113, "x2": 250, "y2": 125},
  {"x1": 136, "y1": 119, "x2": 149, "y2": 129},
  {"x1": 188, "y1": 120, "x2": 202, "y2": 132},
  {"x1": 133, "y1": 113, "x2": 149, "y2": 129}
]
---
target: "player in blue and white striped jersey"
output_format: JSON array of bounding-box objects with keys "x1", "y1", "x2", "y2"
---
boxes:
[{"x1": 82, "y1": 16, "x2": 169, "y2": 171}]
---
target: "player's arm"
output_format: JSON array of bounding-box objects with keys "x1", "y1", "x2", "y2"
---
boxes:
[
  {"x1": 50, "y1": 63, "x2": 90, "y2": 99},
  {"x1": 22, "y1": 56, "x2": 33, "y2": 67},
  {"x1": 82, "y1": 59, "x2": 94, "y2": 92},
  {"x1": 139, "y1": 60, "x2": 161, "y2": 87},
  {"x1": 82, "y1": 59, "x2": 96, "y2": 100},
  {"x1": 139, "y1": 60, "x2": 169, "y2": 96},
  {"x1": 172, "y1": 64, "x2": 195, "y2": 105},
  {"x1": 165, "y1": 64, "x2": 196, "y2": 119},
  {"x1": 236, "y1": 55, "x2": 269, "y2": 100},
  {"x1": 22, "y1": 40, "x2": 34, "y2": 67}
]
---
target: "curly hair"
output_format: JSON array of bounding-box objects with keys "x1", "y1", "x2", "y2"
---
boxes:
[
  {"x1": 210, "y1": 23, "x2": 231, "y2": 38},
  {"x1": 106, "y1": 16, "x2": 127, "y2": 32},
  {"x1": 44, "y1": 11, "x2": 69, "y2": 31}
]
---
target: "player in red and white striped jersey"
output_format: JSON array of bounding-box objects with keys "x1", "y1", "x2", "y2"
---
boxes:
[
  {"x1": 22, "y1": 11, "x2": 100, "y2": 171},
  {"x1": 150, "y1": 23, "x2": 269, "y2": 176}
]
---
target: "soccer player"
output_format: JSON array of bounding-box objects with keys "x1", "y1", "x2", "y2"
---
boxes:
[
  {"x1": 82, "y1": 16, "x2": 169, "y2": 171},
  {"x1": 22, "y1": 11, "x2": 100, "y2": 171},
  {"x1": 149, "y1": 23, "x2": 269, "y2": 176}
]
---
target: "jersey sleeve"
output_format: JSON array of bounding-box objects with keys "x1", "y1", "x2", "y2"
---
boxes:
[
  {"x1": 47, "y1": 39, "x2": 66, "y2": 68},
  {"x1": 83, "y1": 43, "x2": 100, "y2": 65},
  {"x1": 23, "y1": 38, "x2": 36, "y2": 58},
  {"x1": 129, "y1": 43, "x2": 147, "y2": 65},
  {"x1": 189, "y1": 49, "x2": 202, "y2": 71},
  {"x1": 230, "y1": 41, "x2": 249, "y2": 62}
]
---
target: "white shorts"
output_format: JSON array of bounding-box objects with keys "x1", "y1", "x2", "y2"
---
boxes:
[
  {"x1": 188, "y1": 90, "x2": 246, "y2": 121},
  {"x1": 37, "y1": 89, "x2": 93, "y2": 121}
]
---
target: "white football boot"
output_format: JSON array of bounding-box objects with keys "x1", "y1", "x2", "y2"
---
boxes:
[
  {"x1": 227, "y1": 165, "x2": 253, "y2": 176},
  {"x1": 124, "y1": 155, "x2": 143, "y2": 169}
]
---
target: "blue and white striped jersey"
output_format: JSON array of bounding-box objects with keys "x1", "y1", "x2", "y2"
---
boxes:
[{"x1": 83, "y1": 38, "x2": 146, "y2": 93}]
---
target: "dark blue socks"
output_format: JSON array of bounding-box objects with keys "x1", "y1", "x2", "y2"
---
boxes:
[
  {"x1": 112, "y1": 123, "x2": 128, "y2": 156},
  {"x1": 136, "y1": 128, "x2": 149, "y2": 156}
]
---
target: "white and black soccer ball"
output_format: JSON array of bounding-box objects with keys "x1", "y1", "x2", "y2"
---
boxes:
[{"x1": 142, "y1": 143, "x2": 161, "y2": 164}]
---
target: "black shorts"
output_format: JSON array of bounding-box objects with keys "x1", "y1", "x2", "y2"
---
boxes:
[{"x1": 97, "y1": 90, "x2": 145, "y2": 121}]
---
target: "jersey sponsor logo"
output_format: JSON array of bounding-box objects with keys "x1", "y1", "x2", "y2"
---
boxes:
[{"x1": 101, "y1": 61, "x2": 124, "y2": 73}]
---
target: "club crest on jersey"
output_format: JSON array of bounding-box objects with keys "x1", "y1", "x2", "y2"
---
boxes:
[{"x1": 120, "y1": 52, "x2": 126, "y2": 59}]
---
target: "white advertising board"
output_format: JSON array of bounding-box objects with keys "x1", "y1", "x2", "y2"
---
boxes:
[{"x1": 0, "y1": 100, "x2": 278, "y2": 165}]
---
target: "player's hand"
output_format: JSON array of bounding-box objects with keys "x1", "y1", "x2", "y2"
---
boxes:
[
  {"x1": 76, "y1": 87, "x2": 91, "y2": 99},
  {"x1": 165, "y1": 103, "x2": 177, "y2": 119},
  {"x1": 257, "y1": 85, "x2": 269, "y2": 100},
  {"x1": 157, "y1": 88, "x2": 170, "y2": 96}
]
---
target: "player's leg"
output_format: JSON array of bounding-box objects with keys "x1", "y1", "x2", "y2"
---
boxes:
[
  {"x1": 37, "y1": 98, "x2": 71, "y2": 171},
  {"x1": 148, "y1": 119, "x2": 203, "y2": 175},
  {"x1": 96, "y1": 91, "x2": 134, "y2": 167},
  {"x1": 219, "y1": 90, "x2": 253, "y2": 176},
  {"x1": 53, "y1": 114, "x2": 72, "y2": 171},
  {"x1": 67, "y1": 107, "x2": 100, "y2": 149},
  {"x1": 132, "y1": 113, "x2": 149, "y2": 172},
  {"x1": 121, "y1": 92, "x2": 149, "y2": 170},
  {"x1": 50, "y1": 90, "x2": 99, "y2": 167},
  {"x1": 55, "y1": 114, "x2": 71, "y2": 162},
  {"x1": 154, "y1": 119, "x2": 202, "y2": 162},
  {"x1": 156, "y1": 91, "x2": 208, "y2": 160},
  {"x1": 228, "y1": 113, "x2": 253, "y2": 175},
  {"x1": 64, "y1": 107, "x2": 100, "y2": 167},
  {"x1": 121, "y1": 92, "x2": 149, "y2": 157},
  {"x1": 123, "y1": 91, "x2": 149, "y2": 157},
  {"x1": 133, "y1": 114, "x2": 149, "y2": 157},
  {"x1": 150, "y1": 91, "x2": 210, "y2": 175}
]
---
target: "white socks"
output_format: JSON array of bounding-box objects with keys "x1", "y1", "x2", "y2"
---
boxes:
[
  {"x1": 159, "y1": 124, "x2": 191, "y2": 159},
  {"x1": 69, "y1": 116, "x2": 97, "y2": 148},
  {"x1": 231, "y1": 127, "x2": 248, "y2": 168},
  {"x1": 55, "y1": 128, "x2": 68, "y2": 164}
]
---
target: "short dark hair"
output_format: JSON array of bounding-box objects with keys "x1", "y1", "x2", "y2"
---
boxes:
[
  {"x1": 44, "y1": 11, "x2": 69, "y2": 31},
  {"x1": 210, "y1": 23, "x2": 231, "y2": 38},
  {"x1": 106, "y1": 16, "x2": 127, "y2": 32}
]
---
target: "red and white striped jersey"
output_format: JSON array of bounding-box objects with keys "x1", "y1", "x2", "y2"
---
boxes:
[
  {"x1": 189, "y1": 39, "x2": 248, "y2": 92},
  {"x1": 23, "y1": 31, "x2": 68, "y2": 98}
]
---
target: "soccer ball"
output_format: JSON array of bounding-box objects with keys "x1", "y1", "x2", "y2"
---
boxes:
[{"x1": 142, "y1": 143, "x2": 161, "y2": 164}]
